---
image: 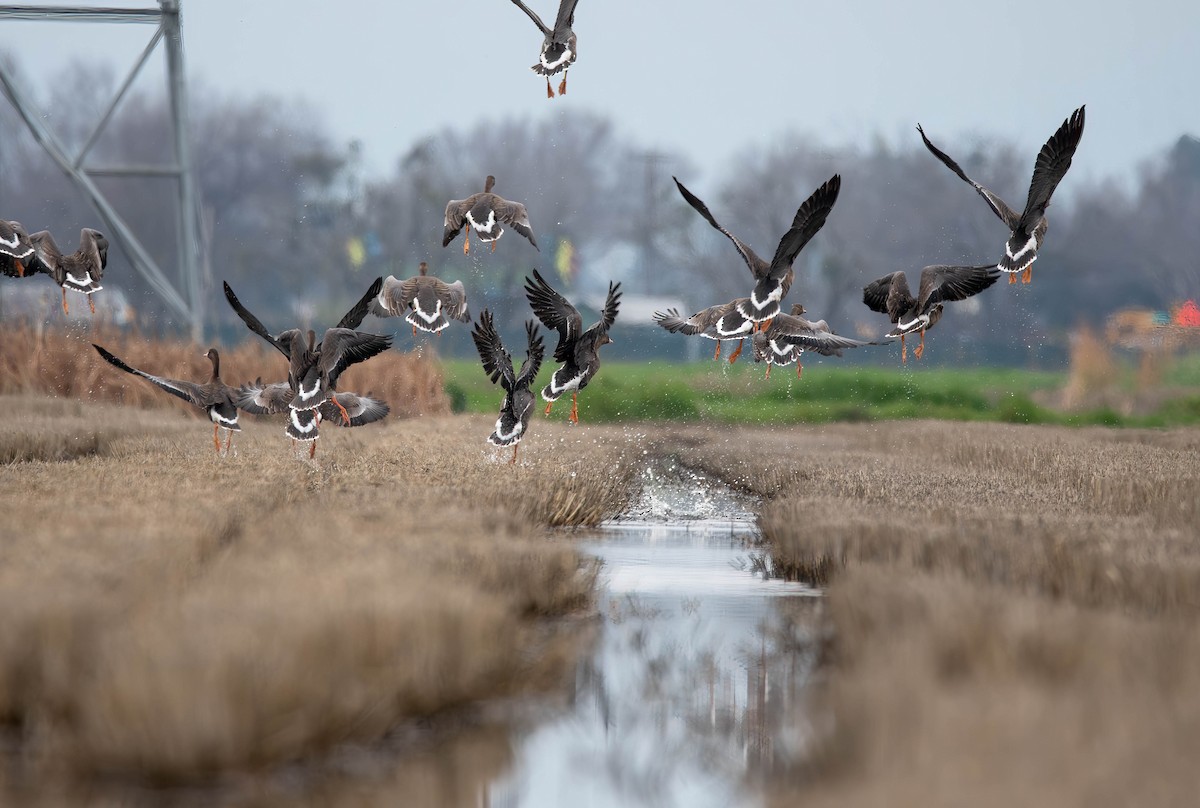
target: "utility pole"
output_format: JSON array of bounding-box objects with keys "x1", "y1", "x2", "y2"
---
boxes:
[{"x1": 0, "y1": 1, "x2": 206, "y2": 341}]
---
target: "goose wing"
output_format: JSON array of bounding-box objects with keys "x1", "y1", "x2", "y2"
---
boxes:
[
  {"x1": 336, "y1": 276, "x2": 384, "y2": 330},
  {"x1": 93, "y1": 344, "x2": 207, "y2": 407},
  {"x1": 515, "y1": 319, "x2": 545, "y2": 390},
  {"x1": 318, "y1": 328, "x2": 392, "y2": 389},
  {"x1": 863, "y1": 271, "x2": 914, "y2": 323},
  {"x1": 673, "y1": 176, "x2": 767, "y2": 280},
  {"x1": 524, "y1": 268, "x2": 583, "y2": 363},
  {"x1": 236, "y1": 379, "x2": 294, "y2": 414},
  {"x1": 509, "y1": 0, "x2": 551, "y2": 34},
  {"x1": 1019, "y1": 106, "x2": 1086, "y2": 229},
  {"x1": 223, "y1": 281, "x2": 289, "y2": 358},
  {"x1": 582, "y1": 280, "x2": 621, "y2": 341},
  {"x1": 471, "y1": 309, "x2": 517, "y2": 391},
  {"x1": 442, "y1": 197, "x2": 472, "y2": 247},
  {"x1": 917, "y1": 264, "x2": 1001, "y2": 308},
  {"x1": 765, "y1": 174, "x2": 841, "y2": 281},
  {"x1": 495, "y1": 198, "x2": 539, "y2": 251},
  {"x1": 917, "y1": 124, "x2": 1021, "y2": 229}
]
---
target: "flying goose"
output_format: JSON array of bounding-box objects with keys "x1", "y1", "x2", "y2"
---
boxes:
[
  {"x1": 236, "y1": 379, "x2": 389, "y2": 449},
  {"x1": 93, "y1": 345, "x2": 240, "y2": 455},
  {"x1": 862, "y1": 265, "x2": 1000, "y2": 363},
  {"x1": 673, "y1": 175, "x2": 841, "y2": 327},
  {"x1": 223, "y1": 278, "x2": 391, "y2": 452},
  {"x1": 751, "y1": 304, "x2": 876, "y2": 379},
  {"x1": 652, "y1": 298, "x2": 756, "y2": 362},
  {"x1": 510, "y1": 0, "x2": 579, "y2": 97},
  {"x1": 443, "y1": 176, "x2": 538, "y2": 255},
  {"x1": 0, "y1": 221, "x2": 35, "y2": 278},
  {"x1": 27, "y1": 228, "x2": 107, "y2": 314},
  {"x1": 524, "y1": 269, "x2": 620, "y2": 424},
  {"x1": 370, "y1": 261, "x2": 470, "y2": 335},
  {"x1": 471, "y1": 310, "x2": 546, "y2": 463},
  {"x1": 917, "y1": 106, "x2": 1085, "y2": 284}
]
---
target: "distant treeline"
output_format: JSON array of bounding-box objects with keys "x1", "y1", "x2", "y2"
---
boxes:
[{"x1": 2, "y1": 58, "x2": 1197, "y2": 366}]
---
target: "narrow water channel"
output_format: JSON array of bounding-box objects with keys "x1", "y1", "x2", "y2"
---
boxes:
[{"x1": 487, "y1": 463, "x2": 822, "y2": 807}]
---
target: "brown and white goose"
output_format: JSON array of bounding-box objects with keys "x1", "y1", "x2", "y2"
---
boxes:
[
  {"x1": 917, "y1": 106, "x2": 1085, "y2": 284},
  {"x1": 236, "y1": 379, "x2": 389, "y2": 448},
  {"x1": 370, "y1": 261, "x2": 470, "y2": 335},
  {"x1": 471, "y1": 310, "x2": 545, "y2": 464},
  {"x1": 93, "y1": 345, "x2": 240, "y2": 455},
  {"x1": 0, "y1": 221, "x2": 36, "y2": 278},
  {"x1": 27, "y1": 228, "x2": 107, "y2": 314},
  {"x1": 443, "y1": 176, "x2": 539, "y2": 255},
  {"x1": 862, "y1": 265, "x2": 1000, "y2": 363},
  {"x1": 524, "y1": 269, "x2": 620, "y2": 424},
  {"x1": 509, "y1": 0, "x2": 580, "y2": 97},
  {"x1": 653, "y1": 298, "x2": 756, "y2": 362},
  {"x1": 223, "y1": 278, "x2": 391, "y2": 454},
  {"x1": 751, "y1": 304, "x2": 876, "y2": 379},
  {"x1": 673, "y1": 175, "x2": 841, "y2": 327}
]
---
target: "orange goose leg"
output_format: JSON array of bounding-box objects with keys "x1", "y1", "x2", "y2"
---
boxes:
[
  {"x1": 490, "y1": 239, "x2": 497, "y2": 253},
  {"x1": 89, "y1": 295, "x2": 96, "y2": 315},
  {"x1": 463, "y1": 229, "x2": 470, "y2": 255},
  {"x1": 569, "y1": 392, "x2": 579, "y2": 424},
  {"x1": 900, "y1": 333, "x2": 907, "y2": 364},
  {"x1": 913, "y1": 330, "x2": 926, "y2": 360},
  {"x1": 412, "y1": 325, "x2": 417, "y2": 337},
  {"x1": 728, "y1": 339, "x2": 744, "y2": 364},
  {"x1": 1008, "y1": 273, "x2": 1018, "y2": 285},
  {"x1": 546, "y1": 77, "x2": 554, "y2": 98},
  {"x1": 510, "y1": 443, "x2": 519, "y2": 465},
  {"x1": 558, "y1": 74, "x2": 567, "y2": 96},
  {"x1": 1022, "y1": 266, "x2": 1033, "y2": 284},
  {"x1": 225, "y1": 428, "x2": 233, "y2": 454},
  {"x1": 797, "y1": 360, "x2": 803, "y2": 378},
  {"x1": 713, "y1": 340, "x2": 722, "y2": 361},
  {"x1": 309, "y1": 440, "x2": 317, "y2": 459},
  {"x1": 14, "y1": 260, "x2": 23, "y2": 277},
  {"x1": 212, "y1": 423, "x2": 221, "y2": 454},
  {"x1": 61, "y1": 288, "x2": 69, "y2": 315},
  {"x1": 331, "y1": 396, "x2": 352, "y2": 426},
  {"x1": 544, "y1": 400, "x2": 554, "y2": 416},
  {"x1": 765, "y1": 364, "x2": 772, "y2": 380}
]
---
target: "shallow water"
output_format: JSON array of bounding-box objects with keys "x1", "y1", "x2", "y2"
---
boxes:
[{"x1": 486, "y1": 466, "x2": 821, "y2": 808}]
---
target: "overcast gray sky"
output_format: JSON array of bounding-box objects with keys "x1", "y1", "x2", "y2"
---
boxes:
[{"x1": 4, "y1": 0, "x2": 1199, "y2": 186}]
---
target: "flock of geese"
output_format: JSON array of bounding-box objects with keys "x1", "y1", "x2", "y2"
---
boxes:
[{"x1": 0, "y1": 0, "x2": 1086, "y2": 463}]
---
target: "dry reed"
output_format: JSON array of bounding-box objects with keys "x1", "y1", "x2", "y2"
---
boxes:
[
  {"x1": 0, "y1": 398, "x2": 641, "y2": 791},
  {"x1": 671, "y1": 419, "x2": 1200, "y2": 806},
  {"x1": 0, "y1": 323, "x2": 451, "y2": 421}
]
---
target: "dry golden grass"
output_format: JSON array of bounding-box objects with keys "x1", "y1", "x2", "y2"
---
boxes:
[
  {"x1": 1061, "y1": 325, "x2": 1120, "y2": 409},
  {"x1": 671, "y1": 420, "x2": 1200, "y2": 806},
  {"x1": 0, "y1": 398, "x2": 639, "y2": 791},
  {"x1": 0, "y1": 323, "x2": 450, "y2": 421}
]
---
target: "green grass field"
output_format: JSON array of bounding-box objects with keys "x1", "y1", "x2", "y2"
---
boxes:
[{"x1": 442, "y1": 356, "x2": 1200, "y2": 428}]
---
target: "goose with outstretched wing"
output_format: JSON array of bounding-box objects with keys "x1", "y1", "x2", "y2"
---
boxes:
[
  {"x1": 653, "y1": 298, "x2": 756, "y2": 362},
  {"x1": 524, "y1": 269, "x2": 620, "y2": 424},
  {"x1": 917, "y1": 106, "x2": 1085, "y2": 284},
  {"x1": 93, "y1": 345, "x2": 241, "y2": 455},
  {"x1": 471, "y1": 310, "x2": 545, "y2": 463},
  {"x1": 443, "y1": 175, "x2": 539, "y2": 255},
  {"x1": 510, "y1": 0, "x2": 580, "y2": 97},
  {"x1": 673, "y1": 174, "x2": 841, "y2": 326},
  {"x1": 862, "y1": 265, "x2": 1000, "y2": 363}
]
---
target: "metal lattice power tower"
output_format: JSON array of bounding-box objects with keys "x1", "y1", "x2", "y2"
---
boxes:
[{"x1": 0, "y1": 1, "x2": 205, "y2": 340}]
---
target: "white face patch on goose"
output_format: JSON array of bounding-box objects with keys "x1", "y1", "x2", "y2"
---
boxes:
[{"x1": 465, "y1": 209, "x2": 499, "y2": 235}]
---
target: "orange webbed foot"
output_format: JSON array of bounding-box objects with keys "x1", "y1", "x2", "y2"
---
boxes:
[
  {"x1": 1008, "y1": 273, "x2": 1018, "y2": 285},
  {"x1": 546, "y1": 78, "x2": 554, "y2": 98},
  {"x1": 558, "y1": 76, "x2": 567, "y2": 96},
  {"x1": 1022, "y1": 266, "x2": 1033, "y2": 284}
]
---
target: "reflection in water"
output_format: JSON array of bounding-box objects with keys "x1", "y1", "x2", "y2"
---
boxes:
[{"x1": 488, "y1": 467, "x2": 822, "y2": 808}]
